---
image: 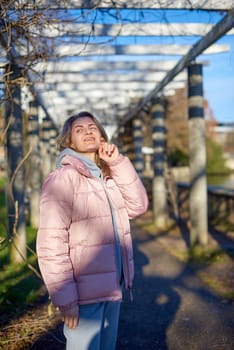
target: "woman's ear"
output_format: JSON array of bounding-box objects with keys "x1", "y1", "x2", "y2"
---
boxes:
[{"x1": 100, "y1": 137, "x2": 106, "y2": 144}]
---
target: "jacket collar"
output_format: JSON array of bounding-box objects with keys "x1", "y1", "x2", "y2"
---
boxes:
[
  {"x1": 60, "y1": 155, "x2": 92, "y2": 177},
  {"x1": 57, "y1": 148, "x2": 102, "y2": 178}
]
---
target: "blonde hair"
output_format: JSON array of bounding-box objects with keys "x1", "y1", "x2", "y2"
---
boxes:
[
  {"x1": 57, "y1": 111, "x2": 108, "y2": 150},
  {"x1": 57, "y1": 111, "x2": 110, "y2": 176}
]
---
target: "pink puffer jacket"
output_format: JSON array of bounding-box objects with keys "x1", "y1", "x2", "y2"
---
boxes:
[{"x1": 36, "y1": 154, "x2": 148, "y2": 310}]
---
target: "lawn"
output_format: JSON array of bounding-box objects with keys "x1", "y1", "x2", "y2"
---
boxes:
[
  {"x1": 0, "y1": 177, "x2": 58, "y2": 349},
  {"x1": 0, "y1": 176, "x2": 43, "y2": 322}
]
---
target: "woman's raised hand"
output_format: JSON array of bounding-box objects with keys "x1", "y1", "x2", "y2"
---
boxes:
[{"x1": 98, "y1": 142, "x2": 119, "y2": 163}]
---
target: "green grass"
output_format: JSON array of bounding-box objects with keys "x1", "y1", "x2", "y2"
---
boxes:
[
  {"x1": 188, "y1": 245, "x2": 231, "y2": 263},
  {"x1": 0, "y1": 256, "x2": 42, "y2": 314},
  {"x1": 0, "y1": 177, "x2": 43, "y2": 319},
  {"x1": 0, "y1": 179, "x2": 6, "y2": 226},
  {"x1": 0, "y1": 178, "x2": 7, "y2": 266}
]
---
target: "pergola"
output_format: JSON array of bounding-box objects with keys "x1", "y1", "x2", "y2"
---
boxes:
[
  {"x1": 0, "y1": 0, "x2": 234, "y2": 261},
  {"x1": 1, "y1": 1, "x2": 233, "y2": 128},
  {"x1": 30, "y1": 2, "x2": 234, "y2": 130}
]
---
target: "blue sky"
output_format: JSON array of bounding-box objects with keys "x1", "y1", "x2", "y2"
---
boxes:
[
  {"x1": 69, "y1": 8, "x2": 234, "y2": 124},
  {"x1": 201, "y1": 36, "x2": 234, "y2": 124}
]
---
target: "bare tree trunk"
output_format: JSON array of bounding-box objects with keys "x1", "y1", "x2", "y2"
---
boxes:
[
  {"x1": 5, "y1": 64, "x2": 26, "y2": 263},
  {"x1": 27, "y1": 100, "x2": 41, "y2": 228}
]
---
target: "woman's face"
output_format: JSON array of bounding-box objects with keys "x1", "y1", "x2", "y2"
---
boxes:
[{"x1": 70, "y1": 116, "x2": 104, "y2": 154}]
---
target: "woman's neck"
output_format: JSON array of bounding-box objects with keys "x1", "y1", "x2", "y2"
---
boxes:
[{"x1": 78, "y1": 151, "x2": 96, "y2": 163}]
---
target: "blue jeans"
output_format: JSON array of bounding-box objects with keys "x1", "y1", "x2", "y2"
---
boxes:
[{"x1": 63, "y1": 301, "x2": 121, "y2": 350}]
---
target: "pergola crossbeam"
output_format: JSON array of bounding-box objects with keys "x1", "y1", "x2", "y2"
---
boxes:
[
  {"x1": 41, "y1": 23, "x2": 234, "y2": 38},
  {"x1": 15, "y1": 0, "x2": 234, "y2": 11},
  {"x1": 33, "y1": 60, "x2": 179, "y2": 73},
  {"x1": 37, "y1": 80, "x2": 185, "y2": 92},
  {"x1": 39, "y1": 71, "x2": 187, "y2": 84},
  {"x1": 52, "y1": 43, "x2": 229, "y2": 57}
]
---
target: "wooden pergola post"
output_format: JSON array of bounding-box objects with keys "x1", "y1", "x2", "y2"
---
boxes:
[{"x1": 188, "y1": 62, "x2": 208, "y2": 246}]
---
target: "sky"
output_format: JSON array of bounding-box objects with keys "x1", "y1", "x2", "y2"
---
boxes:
[
  {"x1": 70, "y1": 8, "x2": 234, "y2": 125},
  {"x1": 201, "y1": 36, "x2": 234, "y2": 124}
]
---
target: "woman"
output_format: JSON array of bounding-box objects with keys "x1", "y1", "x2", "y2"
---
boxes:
[{"x1": 36, "y1": 111, "x2": 148, "y2": 350}]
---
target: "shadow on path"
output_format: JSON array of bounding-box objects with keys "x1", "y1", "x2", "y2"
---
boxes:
[
  {"x1": 116, "y1": 222, "x2": 234, "y2": 350},
  {"x1": 117, "y1": 235, "x2": 180, "y2": 350}
]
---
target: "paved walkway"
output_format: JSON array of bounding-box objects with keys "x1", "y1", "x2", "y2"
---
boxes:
[{"x1": 116, "y1": 221, "x2": 234, "y2": 350}]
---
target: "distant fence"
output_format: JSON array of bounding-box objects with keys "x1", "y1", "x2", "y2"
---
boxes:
[
  {"x1": 143, "y1": 178, "x2": 234, "y2": 226},
  {"x1": 177, "y1": 182, "x2": 234, "y2": 224}
]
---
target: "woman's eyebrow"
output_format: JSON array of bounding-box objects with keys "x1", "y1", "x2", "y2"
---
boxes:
[
  {"x1": 74, "y1": 123, "x2": 97, "y2": 128},
  {"x1": 73, "y1": 124, "x2": 83, "y2": 128}
]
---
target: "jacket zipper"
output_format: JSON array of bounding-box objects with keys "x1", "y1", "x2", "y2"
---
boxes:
[
  {"x1": 100, "y1": 178, "x2": 133, "y2": 300},
  {"x1": 100, "y1": 179, "x2": 123, "y2": 289}
]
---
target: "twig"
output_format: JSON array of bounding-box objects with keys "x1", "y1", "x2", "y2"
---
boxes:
[{"x1": 8, "y1": 145, "x2": 32, "y2": 204}]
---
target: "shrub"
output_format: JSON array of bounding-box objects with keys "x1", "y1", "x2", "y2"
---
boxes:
[{"x1": 206, "y1": 137, "x2": 230, "y2": 174}]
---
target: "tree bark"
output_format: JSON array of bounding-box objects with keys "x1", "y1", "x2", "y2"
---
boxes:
[{"x1": 5, "y1": 64, "x2": 26, "y2": 263}]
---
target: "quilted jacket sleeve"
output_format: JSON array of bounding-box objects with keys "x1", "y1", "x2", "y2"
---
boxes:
[
  {"x1": 36, "y1": 168, "x2": 78, "y2": 310},
  {"x1": 109, "y1": 154, "x2": 148, "y2": 219}
]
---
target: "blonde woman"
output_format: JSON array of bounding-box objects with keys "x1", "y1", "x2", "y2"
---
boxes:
[{"x1": 37, "y1": 111, "x2": 148, "y2": 350}]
